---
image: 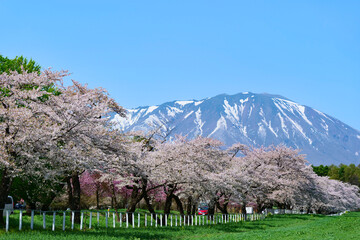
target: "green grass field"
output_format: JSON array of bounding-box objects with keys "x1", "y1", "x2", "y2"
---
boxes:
[{"x1": 0, "y1": 211, "x2": 359, "y2": 239}]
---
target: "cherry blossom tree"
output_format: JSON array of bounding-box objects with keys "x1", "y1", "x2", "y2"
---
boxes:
[
  {"x1": 0, "y1": 69, "x2": 69, "y2": 225},
  {"x1": 0, "y1": 68, "x2": 127, "y2": 225},
  {"x1": 148, "y1": 136, "x2": 231, "y2": 218},
  {"x1": 80, "y1": 171, "x2": 112, "y2": 209},
  {"x1": 39, "y1": 79, "x2": 126, "y2": 222}
]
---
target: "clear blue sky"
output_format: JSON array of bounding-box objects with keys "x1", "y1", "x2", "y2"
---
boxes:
[{"x1": 1, "y1": 0, "x2": 359, "y2": 130}]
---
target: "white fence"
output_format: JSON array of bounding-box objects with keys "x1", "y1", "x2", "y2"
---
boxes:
[{"x1": 2, "y1": 209, "x2": 265, "y2": 232}]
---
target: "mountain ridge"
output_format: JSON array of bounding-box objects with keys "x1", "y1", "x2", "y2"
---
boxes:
[{"x1": 112, "y1": 92, "x2": 360, "y2": 165}]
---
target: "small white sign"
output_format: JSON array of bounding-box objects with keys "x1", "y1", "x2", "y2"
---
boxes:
[{"x1": 246, "y1": 207, "x2": 253, "y2": 214}]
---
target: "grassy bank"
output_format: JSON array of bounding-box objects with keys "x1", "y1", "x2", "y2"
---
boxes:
[{"x1": 0, "y1": 212, "x2": 359, "y2": 239}]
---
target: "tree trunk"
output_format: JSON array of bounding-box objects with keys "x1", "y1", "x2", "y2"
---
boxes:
[
  {"x1": 96, "y1": 187, "x2": 100, "y2": 209},
  {"x1": 208, "y1": 197, "x2": 216, "y2": 216},
  {"x1": 163, "y1": 194, "x2": 173, "y2": 215},
  {"x1": 191, "y1": 204, "x2": 197, "y2": 215},
  {"x1": 0, "y1": 168, "x2": 12, "y2": 227},
  {"x1": 125, "y1": 182, "x2": 146, "y2": 222},
  {"x1": 143, "y1": 191, "x2": 160, "y2": 223},
  {"x1": 66, "y1": 176, "x2": 73, "y2": 208},
  {"x1": 172, "y1": 194, "x2": 185, "y2": 215},
  {"x1": 111, "y1": 182, "x2": 120, "y2": 221},
  {"x1": 71, "y1": 171, "x2": 81, "y2": 223},
  {"x1": 186, "y1": 196, "x2": 192, "y2": 215},
  {"x1": 241, "y1": 201, "x2": 247, "y2": 215},
  {"x1": 216, "y1": 201, "x2": 229, "y2": 214},
  {"x1": 162, "y1": 184, "x2": 177, "y2": 225},
  {"x1": 186, "y1": 197, "x2": 192, "y2": 224}
]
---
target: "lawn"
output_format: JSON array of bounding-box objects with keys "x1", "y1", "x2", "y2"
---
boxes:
[{"x1": 0, "y1": 212, "x2": 359, "y2": 239}]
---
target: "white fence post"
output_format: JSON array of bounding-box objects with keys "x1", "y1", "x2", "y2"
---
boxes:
[
  {"x1": 155, "y1": 214, "x2": 158, "y2": 227},
  {"x1": 105, "y1": 212, "x2": 108, "y2": 228},
  {"x1": 138, "y1": 213, "x2": 140, "y2": 228},
  {"x1": 31, "y1": 210, "x2": 34, "y2": 230},
  {"x1": 89, "y1": 212, "x2": 92, "y2": 229},
  {"x1": 62, "y1": 212, "x2": 66, "y2": 231},
  {"x1": 113, "y1": 212, "x2": 116, "y2": 228},
  {"x1": 80, "y1": 212, "x2": 83, "y2": 230},
  {"x1": 165, "y1": 214, "x2": 168, "y2": 227},
  {"x1": 43, "y1": 212, "x2": 46, "y2": 229},
  {"x1": 160, "y1": 214, "x2": 163, "y2": 227},
  {"x1": 151, "y1": 213, "x2": 153, "y2": 226},
  {"x1": 126, "y1": 213, "x2": 129, "y2": 228},
  {"x1": 171, "y1": 214, "x2": 173, "y2": 227},
  {"x1": 6, "y1": 210, "x2": 9, "y2": 232},
  {"x1": 175, "y1": 215, "x2": 178, "y2": 227},
  {"x1": 120, "y1": 213, "x2": 122, "y2": 228},
  {"x1": 19, "y1": 210, "x2": 23, "y2": 230},
  {"x1": 52, "y1": 212, "x2": 56, "y2": 231},
  {"x1": 71, "y1": 211, "x2": 75, "y2": 230},
  {"x1": 179, "y1": 215, "x2": 182, "y2": 226},
  {"x1": 97, "y1": 212, "x2": 100, "y2": 227},
  {"x1": 145, "y1": 213, "x2": 147, "y2": 227},
  {"x1": 132, "y1": 213, "x2": 135, "y2": 228}
]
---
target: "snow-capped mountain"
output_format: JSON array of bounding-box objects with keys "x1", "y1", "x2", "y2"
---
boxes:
[{"x1": 112, "y1": 92, "x2": 360, "y2": 165}]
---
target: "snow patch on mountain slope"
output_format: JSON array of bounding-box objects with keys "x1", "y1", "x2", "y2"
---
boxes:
[
  {"x1": 184, "y1": 111, "x2": 194, "y2": 119},
  {"x1": 175, "y1": 100, "x2": 194, "y2": 106},
  {"x1": 314, "y1": 109, "x2": 334, "y2": 123},
  {"x1": 209, "y1": 115, "x2": 227, "y2": 137},
  {"x1": 321, "y1": 119, "x2": 329, "y2": 133},
  {"x1": 264, "y1": 120, "x2": 278, "y2": 137},
  {"x1": 274, "y1": 101, "x2": 312, "y2": 144},
  {"x1": 145, "y1": 114, "x2": 164, "y2": 128},
  {"x1": 145, "y1": 106, "x2": 159, "y2": 115},
  {"x1": 277, "y1": 113, "x2": 289, "y2": 138},
  {"x1": 237, "y1": 98, "x2": 249, "y2": 116},
  {"x1": 224, "y1": 99, "x2": 240, "y2": 122},
  {"x1": 167, "y1": 106, "x2": 183, "y2": 117},
  {"x1": 248, "y1": 106, "x2": 253, "y2": 117},
  {"x1": 194, "y1": 108, "x2": 205, "y2": 135},
  {"x1": 258, "y1": 123, "x2": 266, "y2": 138},
  {"x1": 194, "y1": 100, "x2": 204, "y2": 106},
  {"x1": 112, "y1": 109, "x2": 144, "y2": 131},
  {"x1": 240, "y1": 126, "x2": 248, "y2": 137},
  {"x1": 240, "y1": 97, "x2": 249, "y2": 104},
  {"x1": 273, "y1": 98, "x2": 313, "y2": 126},
  {"x1": 259, "y1": 108, "x2": 278, "y2": 137}
]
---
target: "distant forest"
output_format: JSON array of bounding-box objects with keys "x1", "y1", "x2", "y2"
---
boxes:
[{"x1": 313, "y1": 164, "x2": 360, "y2": 187}]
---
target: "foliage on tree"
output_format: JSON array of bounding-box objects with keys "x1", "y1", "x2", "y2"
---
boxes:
[
  {"x1": 0, "y1": 55, "x2": 41, "y2": 74},
  {"x1": 313, "y1": 164, "x2": 360, "y2": 187},
  {"x1": 312, "y1": 165, "x2": 330, "y2": 177}
]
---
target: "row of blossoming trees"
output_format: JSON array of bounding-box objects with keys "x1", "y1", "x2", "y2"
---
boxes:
[{"x1": 1, "y1": 67, "x2": 360, "y2": 226}]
